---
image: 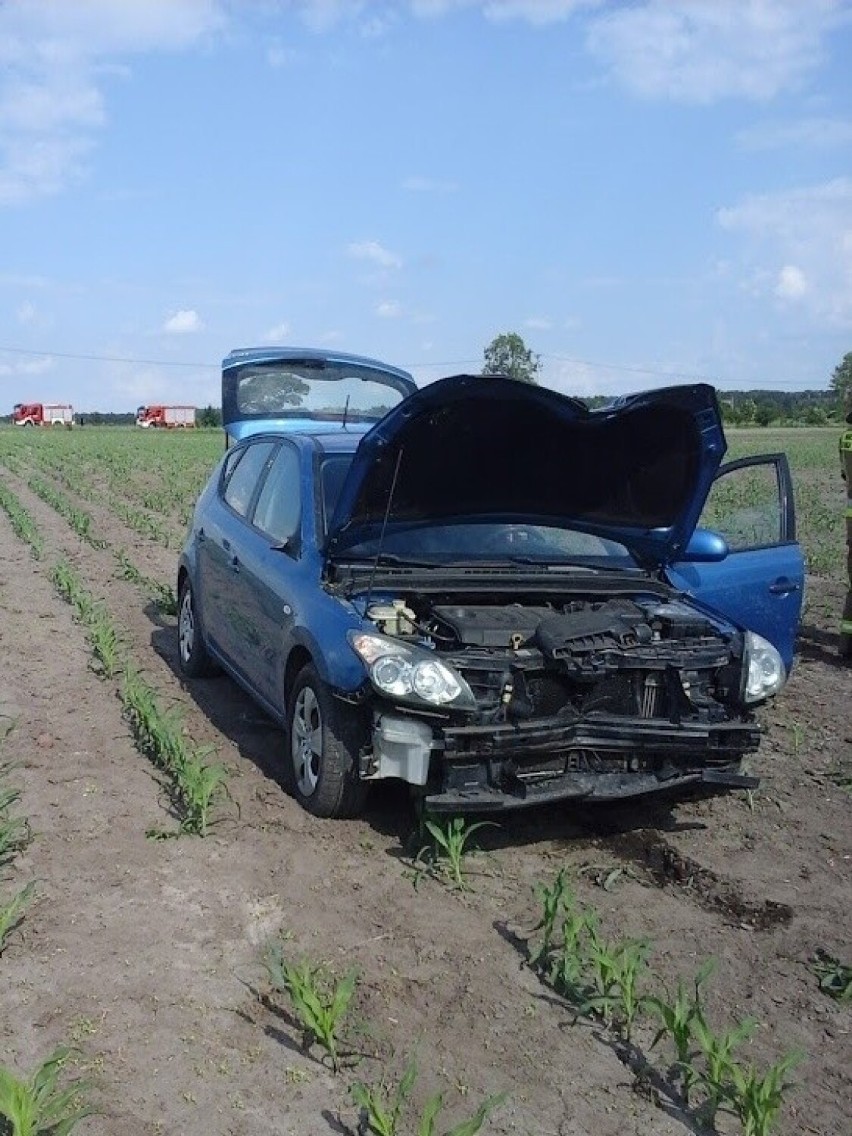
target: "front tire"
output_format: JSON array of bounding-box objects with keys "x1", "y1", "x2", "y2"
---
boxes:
[
  {"x1": 177, "y1": 578, "x2": 218, "y2": 678},
  {"x1": 286, "y1": 664, "x2": 367, "y2": 818}
]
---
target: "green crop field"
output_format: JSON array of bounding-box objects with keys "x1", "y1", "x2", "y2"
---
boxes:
[{"x1": 0, "y1": 422, "x2": 845, "y2": 584}]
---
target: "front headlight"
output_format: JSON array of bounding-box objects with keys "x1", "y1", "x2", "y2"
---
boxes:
[
  {"x1": 348, "y1": 631, "x2": 476, "y2": 711},
  {"x1": 741, "y1": 631, "x2": 786, "y2": 704}
]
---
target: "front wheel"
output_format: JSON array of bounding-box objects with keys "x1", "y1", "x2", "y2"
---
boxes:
[
  {"x1": 177, "y1": 578, "x2": 218, "y2": 678},
  {"x1": 286, "y1": 665, "x2": 368, "y2": 818}
]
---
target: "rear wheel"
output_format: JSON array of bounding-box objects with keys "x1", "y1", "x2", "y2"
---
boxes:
[
  {"x1": 177, "y1": 578, "x2": 218, "y2": 677},
  {"x1": 286, "y1": 664, "x2": 367, "y2": 818}
]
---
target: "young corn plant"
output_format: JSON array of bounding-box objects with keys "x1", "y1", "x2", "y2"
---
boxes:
[
  {"x1": 0, "y1": 812, "x2": 31, "y2": 869},
  {"x1": 0, "y1": 1046, "x2": 92, "y2": 1136},
  {"x1": 352, "y1": 1055, "x2": 419, "y2": 1136},
  {"x1": 726, "y1": 1050, "x2": 803, "y2": 1136},
  {"x1": 610, "y1": 938, "x2": 651, "y2": 1043},
  {"x1": 85, "y1": 605, "x2": 124, "y2": 680},
  {"x1": 264, "y1": 942, "x2": 358, "y2": 1072},
  {"x1": 547, "y1": 904, "x2": 598, "y2": 1008},
  {"x1": 415, "y1": 815, "x2": 496, "y2": 890},
  {"x1": 528, "y1": 868, "x2": 569, "y2": 968},
  {"x1": 0, "y1": 881, "x2": 38, "y2": 956},
  {"x1": 693, "y1": 1014, "x2": 757, "y2": 1125},
  {"x1": 353, "y1": 1055, "x2": 507, "y2": 1136},
  {"x1": 177, "y1": 752, "x2": 230, "y2": 836},
  {"x1": 647, "y1": 959, "x2": 715, "y2": 1103}
]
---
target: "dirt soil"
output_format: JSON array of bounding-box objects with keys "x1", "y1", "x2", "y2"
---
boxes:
[{"x1": 0, "y1": 468, "x2": 850, "y2": 1136}]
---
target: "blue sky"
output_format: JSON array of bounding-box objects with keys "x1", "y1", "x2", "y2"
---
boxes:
[{"x1": 1, "y1": 0, "x2": 850, "y2": 413}]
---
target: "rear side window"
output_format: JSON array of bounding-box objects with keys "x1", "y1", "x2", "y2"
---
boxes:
[{"x1": 222, "y1": 441, "x2": 276, "y2": 517}]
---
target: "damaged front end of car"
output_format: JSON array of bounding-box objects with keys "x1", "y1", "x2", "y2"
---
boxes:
[{"x1": 343, "y1": 580, "x2": 783, "y2": 812}]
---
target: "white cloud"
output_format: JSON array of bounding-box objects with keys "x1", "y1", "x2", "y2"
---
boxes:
[
  {"x1": 266, "y1": 43, "x2": 298, "y2": 68},
  {"x1": 717, "y1": 177, "x2": 852, "y2": 324},
  {"x1": 347, "y1": 240, "x2": 403, "y2": 269},
  {"x1": 0, "y1": 354, "x2": 54, "y2": 378},
  {"x1": 262, "y1": 321, "x2": 292, "y2": 342},
  {"x1": 410, "y1": 0, "x2": 597, "y2": 20},
  {"x1": 16, "y1": 302, "x2": 37, "y2": 325},
  {"x1": 524, "y1": 316, "x2": 552, "y2": 330},
  {"x1": 0, "y1": 0, "x2": 225, "y2": 205},
  {"x1": 402, "y1": 175, "x2": 459, "y2": 193},
  {"x1": 481, "y1": 0, "x2": 600, "y2": 25},
  {"x1": 736, "y1": 116, "x2": 852, "y2": 150},
  {"x1": 376, "y1": 300, "x2": 403, "y2": 318},
  {"x1": 586, "y1": 0, "x2": 844, "y2": 103},
  {"x1": 775, "y1": 265, "x2": 808, "y2": 299},
  {"x1": 162, "y1": 308, "x2": 204, "y2": 333}
]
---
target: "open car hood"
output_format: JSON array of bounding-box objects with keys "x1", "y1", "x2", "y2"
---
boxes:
[{"x1": 326, "y1": 375, "x2": 727, "y2": 569}]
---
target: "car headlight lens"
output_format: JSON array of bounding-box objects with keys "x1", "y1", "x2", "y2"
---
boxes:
[
  {"x1": 741, "y1": 631, "x2": 786, "y2": 704},
  {"x1": 348, "y1": 631, "x2": 475, "y2": 710}
]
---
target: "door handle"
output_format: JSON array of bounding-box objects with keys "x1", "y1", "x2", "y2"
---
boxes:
[
  {"x1": 230, "y1": 555, "x2": 240, "y2": 573},
  {"x1": 769, "y1": 578, "x2": 799, "y2": 596}
]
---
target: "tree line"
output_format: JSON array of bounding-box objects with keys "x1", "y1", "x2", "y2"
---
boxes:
[{"x1": 481, "y1": 334, "x2": 852, "y2": 426}]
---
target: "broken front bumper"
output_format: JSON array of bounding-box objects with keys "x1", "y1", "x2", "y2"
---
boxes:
[{"x1": 361, "y1": 709, "x2": 760, "y2": 812}]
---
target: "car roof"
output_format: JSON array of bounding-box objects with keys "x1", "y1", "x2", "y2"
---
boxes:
[{"x1": 234, "y1": 428, "x2": 365, "y2": 454}]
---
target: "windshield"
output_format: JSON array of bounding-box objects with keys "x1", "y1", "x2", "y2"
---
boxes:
[{"x1": 336, "y1": 523, "x2": 632, "y2": 564}]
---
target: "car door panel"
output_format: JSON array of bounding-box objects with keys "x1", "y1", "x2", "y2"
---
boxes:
[
  {"x1": 197, "y1": 440, "x2": 277, "y2": 670},
  {"x1": 666, "y1": 454, "x2": 804, "y2": 670}
]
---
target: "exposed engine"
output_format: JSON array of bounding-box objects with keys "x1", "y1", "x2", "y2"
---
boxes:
[{"x1": 366, "y1": 595, "x2": 742, "y2": 726}]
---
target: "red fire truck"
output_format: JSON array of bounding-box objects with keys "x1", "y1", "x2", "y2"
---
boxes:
[
  {"x1": 13, "y1": 403, "x2": 74, "y2": 427},
  {"x1": 135, "y1": 405, "x2": 196, "y2": 428}
]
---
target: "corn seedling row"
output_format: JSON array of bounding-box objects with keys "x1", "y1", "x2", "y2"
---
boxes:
[
  {"x1": 0, "y1": 736, "x2": 36, "y2": 957},
  {"x1": 0, "y1": 483, "x2": 43, "y2": 559},
  {"x1": 28, "y1": 476, "x2": 104, "y2": 549},
  {"x1": 528, "y1": 871, "x2": 802, "y2": 1135},
  {"x1": 49, "y1": 559, "x2": 227, "y2": 836},
  {"x1": 114, "y1": 550, "x2": 177, "y2": 615},
  {"x1": 121, "y1": 664, "x2": 228, "y2": 836}
]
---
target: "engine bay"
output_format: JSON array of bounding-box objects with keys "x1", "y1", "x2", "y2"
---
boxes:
[{"x1": 364, "y1": 593, "x2": 743, "y2": 725}]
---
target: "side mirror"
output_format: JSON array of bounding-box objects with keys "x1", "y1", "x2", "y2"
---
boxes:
[
  {"x1": 271, "y1": 533, "x2": 300, "y2": 559},
  {"x1": 682, "y1": 528, "x2": 729, "y2": 563}
]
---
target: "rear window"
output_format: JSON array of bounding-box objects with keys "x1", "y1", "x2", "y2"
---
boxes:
[{"x1": 233, "y1": 363, "x2": 406, "y2": 423}]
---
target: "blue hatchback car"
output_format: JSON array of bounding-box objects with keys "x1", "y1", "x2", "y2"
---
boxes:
[{"x1": 177, "y1": 348, "x2": 803, "y2": 817}]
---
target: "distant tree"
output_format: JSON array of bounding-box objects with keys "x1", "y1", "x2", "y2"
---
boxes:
[
  {"x1": 197, "y1": 405, "x2": 222, "y2": 428},
  {"x1": 830, "y1": 351, "x2": 852, "y2": 415},
  {"x1": 482, "y1": 332, "x2": 541, "y2": 384}
]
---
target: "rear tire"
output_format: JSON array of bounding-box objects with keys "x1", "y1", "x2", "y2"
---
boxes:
[
  {"x1": 177, "y1": 578, "x2": 218, "y2": 677},
  {"x1": 286, "y1": 664, "x2": 368, "y2": 818}
]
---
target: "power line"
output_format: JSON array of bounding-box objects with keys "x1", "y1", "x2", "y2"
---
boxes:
[
  {"x1": 0, "y1": 343, "x2": 216, "y2": 365},
  {"x1": 0, "y1": 342, "x2": 831, "y2": 390}
]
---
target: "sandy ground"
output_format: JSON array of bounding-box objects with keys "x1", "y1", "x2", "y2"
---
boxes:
[{"x1": 0, "y1": 465, "x2": 849, "y2": 1136}]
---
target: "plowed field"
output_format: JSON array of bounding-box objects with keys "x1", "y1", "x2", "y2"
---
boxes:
[{"x1": 0, "y1": 425, "x2": 849, "y2": 1136}]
